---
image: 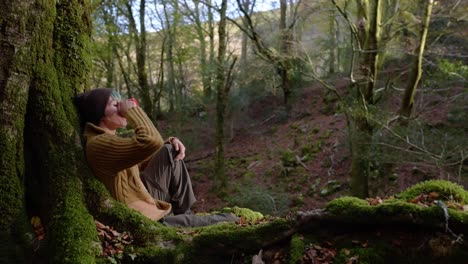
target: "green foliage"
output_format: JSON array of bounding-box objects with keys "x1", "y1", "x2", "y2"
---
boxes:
[
  {"x1": 280, "y1": 148, "x2": 298, "y2": 167},
  {"x1": 292, "y1": 193, "x2": 305, "y2": 207},
  {"x1": 377, "y1": 120, "x2": 466, "y2": 179},
  {"x1": 425, "y1": 59, "x2": 468, "y2": 85},
  {"x1": 227, "y1": 184, "x2": 290, "y2": 216},
  {"x1": 301, "y1": 140, "x2": 322, "y2": 160},
  {"x1": 307, "y1": 178, "x2": 322, "y2": 196},
  {"x1": 320, "y1": 180, "x2": 343, "y2": 197}
]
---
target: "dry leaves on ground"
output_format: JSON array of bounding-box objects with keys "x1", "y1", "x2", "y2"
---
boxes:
[
  {"x1": 95, "y1": 220, "x2": 135, "y2": 262},
  {"x1": 365, "y1": 192, "x2": 466, "y2": 211}
]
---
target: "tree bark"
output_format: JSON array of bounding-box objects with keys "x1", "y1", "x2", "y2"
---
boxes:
[
  {"x1": 126, "y1": 0, "x2": 152, "y2": 117},
  {"x1": 0, "y1": 1, "x2": 31, "y2": 262},
  {"x1": 233, "y1": 0, "x2": 300, "y2": 107},
  {"x1": 399, "y1": 0, "x2": 434, "y2": 123},
  {"x1": 207, "y1": 0, "x2": 215, "y2": 101},
  {"x1": 215, "y1": 0, "x2": 228, "y2": 190},
  {"x1": 1, "y1": 0, "x2": 97, "y2": 263},
  {"x1": 192, "y1": 0, "x2": 211, "y2": 100},
  {"x1": 347, "y1": 0, "x2": 382, "y2": 198}
]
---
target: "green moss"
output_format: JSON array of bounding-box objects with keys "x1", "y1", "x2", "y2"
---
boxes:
[
  {"x1": 334, "y1": 247, "x2": 385, "y2": 264},
  {"x1": 326, "y1": 191, "x2": 468, "y2": 230},
  {"x1": 326, "y1": 196, "x2": 370, "y2": 215},
  {"x1": 109, "y1": 205, "x2": 180, "y2": 244},
  {"x1": 399, "y1": 180, "x2": 468, "y2": 203},
  {"x1": 190, "y1": 218, "x2": 292, "y2": 254},
  {"x1": 0, "y1": 130, "x2": 24, "y2": 230},
  {"x1": 221, "y1": 207, "x2": 264, "y2": 222},
  {"x1": 289, "y1": 234, "x2": 305, "y2": 264},
  {"x1": 132, "y1": 246, "x2": 183, "y2": 264},
  {"x1": 46, "y1": 167, "x2": 99, "y2": 263}
]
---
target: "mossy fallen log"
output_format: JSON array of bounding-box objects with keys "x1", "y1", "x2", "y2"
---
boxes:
[{"x1": 83, "y1": 179, "x2": 468, "y2": 263}]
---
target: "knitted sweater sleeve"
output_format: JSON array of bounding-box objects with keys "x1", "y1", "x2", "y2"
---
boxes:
[{"x1": 86, "y1": 107, "x2": 164, "y2": 173}]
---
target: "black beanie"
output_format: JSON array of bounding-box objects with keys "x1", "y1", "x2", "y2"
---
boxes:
[{"x1": 74, "y1": 88, "x2": 113, "y2": 129}]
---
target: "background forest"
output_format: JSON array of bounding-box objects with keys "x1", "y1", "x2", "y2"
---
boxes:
[
  {"x1": 89, "y1": 0, "x2": 467, "y2": 215},
  {"x1": 0, "y1": 0, "x2": 467, "y2": 263}
]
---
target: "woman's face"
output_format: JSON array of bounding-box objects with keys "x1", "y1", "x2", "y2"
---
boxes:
[{"x1": 101, "y1": 96, "x2": 127, "y2": 130}]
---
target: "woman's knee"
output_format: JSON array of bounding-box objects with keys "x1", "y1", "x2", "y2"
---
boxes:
[{"x1": 162, "y1": 143, "x2": 177, "y2": 159}]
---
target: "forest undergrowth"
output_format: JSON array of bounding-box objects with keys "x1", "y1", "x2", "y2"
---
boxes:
[{"x1": 157, "y1": 77, "x2": 468, "y2": 217}]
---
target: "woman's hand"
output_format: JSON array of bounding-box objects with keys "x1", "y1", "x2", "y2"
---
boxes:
[
  {"x1": 171, "y1": 137, "x2": 186, "y2": 161},
  {"x1": 118, "y1": 98, "x2": 137, "y2": 116}
]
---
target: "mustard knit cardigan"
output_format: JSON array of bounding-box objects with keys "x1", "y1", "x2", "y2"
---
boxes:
[{"x1": 83, "y1": 107, "x2": 171, "y2": 221}]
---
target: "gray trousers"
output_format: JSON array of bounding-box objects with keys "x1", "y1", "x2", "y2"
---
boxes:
[
  {"x1": 141, "y1": 144, "x2": 239, "y2": 227},
  {"x1": 141, "y1": 144, "x2": 196, "y2": 215}
]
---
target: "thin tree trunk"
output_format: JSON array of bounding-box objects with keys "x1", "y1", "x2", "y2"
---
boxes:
[
  {"x1": 163, "y1": 1, "x2": 176, "y2": 112},
  {"x1": 193, "y1": 0, "x2": 210, "y2": 100},
  {"x1": 125, "y1": 0, "x2": 152, "y2": 115},
  {"x1": 348, "y1": 0, "x2": 382, "y2": 198},
  {"x1": 279, "y1": 0, "x2": 291, "y2": 106},
  {"x1": 208, "y1": 0, "x2": 215, "y2": 101},
  {"x1": 240, "y1": 0, "x2": 251, "y2": 69},
  {"x1": 215, "y1": 0, "x2": 228, "y2": 190},
  {"x1": 399, "y1": 0, "x2": 433, "y2": 123},
  {"x1": 329, "y1": 8, "x2": 337, "y2": 75}
]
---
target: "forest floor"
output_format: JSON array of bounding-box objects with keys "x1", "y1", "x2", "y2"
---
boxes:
[{"x1": 158, "y1": 80, "x2": 467, "y2": 216}]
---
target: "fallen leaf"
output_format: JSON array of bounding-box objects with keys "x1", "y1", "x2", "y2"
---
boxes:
[
  {"x1": 346, "y1": 255, "x2": 359, "y2": 264},
  {"x1": 110, "y1": 229, "x2": 120, "y2": 237},
  {"x1": 392, "y1": 239, "x2": 402, "y2": 246},
  {"x1": 95, "y1": 220, "x2": 108, "y2": 230}
]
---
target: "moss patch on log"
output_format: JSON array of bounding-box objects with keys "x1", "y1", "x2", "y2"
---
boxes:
[
  {"x1": 399, "y1": 180, "x2": 468, "y2": 203},
  {"x1": 326, "y1": 180, "x2": 468, "y2": 230}
]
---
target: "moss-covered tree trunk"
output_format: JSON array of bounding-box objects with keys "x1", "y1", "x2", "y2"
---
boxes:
[
  {"x1": 348, "y1": 0, "x2": 382, "y2": 198},
  {"x1": 214, "y1": 0, "x2": 228, "y2": 191},
  {"x1": 0, "y1": 1, "x2": 31, "y2": 262},
  {"x1": 1, "y1": 0, "x2": 97, "y2": 263}
]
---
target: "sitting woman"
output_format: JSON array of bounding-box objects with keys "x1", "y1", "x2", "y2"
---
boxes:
[{"x1": 74, "y1": 88, "x2": 237, "y2": 227}]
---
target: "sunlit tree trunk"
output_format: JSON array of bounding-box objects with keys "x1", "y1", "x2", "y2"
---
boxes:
[
  {"x1": 1, "y1": 0, "x2": 97, "y2": 262},
  {"x1": 399, "y1": 0, "x2": 434, "y2": 123}
]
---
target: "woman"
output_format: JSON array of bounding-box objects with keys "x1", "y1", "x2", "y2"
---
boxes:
[{"x1": 75, "y1": 88, "x2": 237, "y2": 227}]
